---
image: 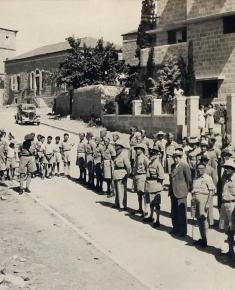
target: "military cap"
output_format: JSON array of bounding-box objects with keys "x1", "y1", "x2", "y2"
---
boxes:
[
  {"x1": 189, "y1": 137, "x2": 199, "y2": 144},
  {"x1": 115, "y1": 139, "x2": 129, "y2": 149},
  {"x1": 173, "y1": 147, "x2": 183, "y2": 157},
  {"x1": 157, "y1": 131, "x2": 165, "y2": 136},
  {"x1": 222, "y1": 160, "x2": 235, "y2": 170},
  {"x1": 134, "y1": 143, "x2": 146, "y2": 152},
  {"x1": 24, "y1": 133, "x2": 34, "y2": 141}
]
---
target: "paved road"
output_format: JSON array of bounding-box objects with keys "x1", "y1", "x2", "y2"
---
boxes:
[{"x1": 1, "y1": 107, "x2": 235, "y2": 290}]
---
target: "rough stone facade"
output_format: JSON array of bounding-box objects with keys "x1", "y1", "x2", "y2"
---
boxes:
[
  {"x1": 122, "y1": 31, "x2": 138, "y2": 66},
  {"x1": 124, "y1": 0, "x2": 235, "y2": 102}
]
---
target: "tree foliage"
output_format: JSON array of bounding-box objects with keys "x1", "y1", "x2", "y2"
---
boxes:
[
  {"x1": 186, "y1": 40, "x2": 196, "y2": 96},
  {"x1": 156, "y1": 54, "x2": 186, "y2": 113},
  {"x1": 56, "y1": 37, "x2": 128, "y2": 88}
]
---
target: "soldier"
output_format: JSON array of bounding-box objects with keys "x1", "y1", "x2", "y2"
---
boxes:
[
  {"x1": 219, "y1": 160, "x2": 235, "y2": 258},
  {"x1": 61, "y1": 133, "x2": 74, "y2": 178},
  {"x1": 102, "y1": 137, "x2": 116, "y2": 196},
  {"x1": 6, "y1": 140, "x2": 18, "y2": 180},
  {"x1": 53, "y1": 136, "x2": 62, "y2": 177},
  {"x1": 112, "y1": 132, "x2": 120, "y2": 146},
  {"x1": 85, "y1": 132, "x2": 96, "y2": 188},
  {"x1": 133, "y1": 143, "x2": 150, "y2": 216},
  {"x1": 169, "y1": 148, "x2": 192, "y2": 237},
  {"x1": 18, "y1": 133, "x2": 36, "y2": 195},
  {"x1": 129, "y1": 126, "x2": 138, "y2": 147},
  {"x1": 35, "y1": 134, "x2": 42, "y2": 175},
  {"x1": 0, "y1": 131, "x2": 8, "y2": 183},
  {"x1": 93, "y1": 137, "x2": 104, "y2": 192},
  {"x1": 152, "y1": 131, "x2": 166, "y2": 164},
  {"x1": 76, "y1": 133, "x2": 86, "y2": 183},
  {"x1": 192, "y1": 162, "x2": 215, "y2": 247},
  {"x1": 100, "y1": 129, "x2": 108, "y2": 144},
  {"x1": 181, "y1": 137, "x2": 191, "y2": 164},
  {"x1": 165, "y1": 133, "x2": 178, "y2": 174},
  {"x1": 113, "y1": 140, "x2": 131, "y2": 210},
  {"x1": 143, "y1": 147, "x2": 165, "y2": 227},
  {"x1": 37, "y1": 135, "x2": 46, "y2": 179},
  {"x1": 140, "y1": 129, "x2": 150, "y2": 148},
  {"x1": 188, "y1": 137, "x2": 201, "y2": 161},
  {"x1": 43, "y1": 136, "x2": 54, "y2": 179}
]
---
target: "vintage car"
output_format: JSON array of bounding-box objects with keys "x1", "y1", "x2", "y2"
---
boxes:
[{"x1": 15, "y1": 104, "x2": 40, "y2": 125}]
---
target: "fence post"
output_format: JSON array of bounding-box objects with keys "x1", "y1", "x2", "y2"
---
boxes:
[
  {"x1": 187, "y1": 96, "x2": 200, "y2": 137},
  {"x1": 132, "y1": 100, "x2": 142, "y2": 116},
  {"x1": 174, "y1": 96, "x2": 186, "y2": 140},
  {"x1": 227, "y1": 94, "x2": 235, "y2": 144},
  {"x1": 151, "y1": 98, "x2": 162, "y2": 116}
]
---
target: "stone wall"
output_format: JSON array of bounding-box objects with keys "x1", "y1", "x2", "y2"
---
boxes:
[
  {"x1": 187, "y1": 0, "x2": 235, "y2": 19},
  {"x1": 140, "y1": 42, "x2": 187, "y2": 67},
  {"x1": 188, "y1": 18, "x2": 235, "y2": 101},
  {"x1": 122, "y1": 33, "x2": 138, "y2": 66},
  {"x1": 55, "y1": 92, "x2": 70, "y2": 116}
]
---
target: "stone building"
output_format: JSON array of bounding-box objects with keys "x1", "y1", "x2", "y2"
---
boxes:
[
  {"x1": 123, "y1": 0, "x2": 235, "y2": 102},
  {"x1": 4, "y1": 37, "x2": 103, "y2": 106},
  {"x1": 0, "y1": 27, "x2": 18, "y2": 104}
]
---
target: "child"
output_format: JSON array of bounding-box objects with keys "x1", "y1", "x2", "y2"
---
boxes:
[
  {"x1": 6, "y1": 140, "x2": 18, "y2": 180},
  {"x1": 61, "y1": 133, "x2": 74, "y2": 178},
  {"x1": 43, "y1": 136, "x2": 54, "y2": 179},
  {"x1": 53, "y1": 136, "x2": 62, "y2": 176}
]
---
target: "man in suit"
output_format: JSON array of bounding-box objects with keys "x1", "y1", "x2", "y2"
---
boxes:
[{"x1": 169, "y1": 148, "x2": 192, "y2": 237}]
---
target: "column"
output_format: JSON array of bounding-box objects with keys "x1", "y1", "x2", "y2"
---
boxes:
[
  {"x1": 132, "y1": 100, "x2": 142, "y2": 116},
  {"x1": 115, "y1": 102, "x2": 119, "y2": 115},
  {"x1": 174, "y1": 96, "x2": 186, "y2": 126},
  {"x1": 227, "y1": 94, "x2": 235, "y2": 145},
  {"x1": 151, "y1": 98, "x2": 162, "y2": 116},
  {"x1": 187, "y1": 96, "x2": 200, "y2": 137}
]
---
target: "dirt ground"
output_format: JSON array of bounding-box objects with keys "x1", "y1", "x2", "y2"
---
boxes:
[{"x1": 0, "y1": 187, "x2": 147, "y2": 290}]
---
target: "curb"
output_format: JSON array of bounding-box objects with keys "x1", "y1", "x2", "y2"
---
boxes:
[{"x1": 40, "y1": 121, "x2": 80, "y2": 136}]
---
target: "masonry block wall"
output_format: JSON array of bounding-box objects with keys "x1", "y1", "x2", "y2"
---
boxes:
[{"x1": 122, "y1": 33, "x2": 138, "y2": 66}]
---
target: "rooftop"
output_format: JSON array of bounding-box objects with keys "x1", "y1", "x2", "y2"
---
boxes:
[
  {"x1": 8, "y1": 37, "x2": 121, "y2": 61},
  {"x1": 0, "y1": 27, "x2": 18, "y2": 33}
]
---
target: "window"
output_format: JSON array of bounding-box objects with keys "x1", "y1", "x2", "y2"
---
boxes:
[
  {"x1": 223, "y1": 15, "x2": 235, "y2": 34},
  {"x1": 197, "y1": 80, "x2": 218, "y2": 99},
  {"x1": 11, "y1": 75, "x2": 21, "y2": 91},
  {"x1": 168, "y1": 28, "x2": 187, "y2": 44}
]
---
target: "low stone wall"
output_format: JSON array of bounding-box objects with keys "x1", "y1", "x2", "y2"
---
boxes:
[
  {"x1": 72, "y1": 85, "x2": 120, "y2": 119},
  {"x1": 55, "y1": 92, "x2": 70, "y2": 116},
  {"x1": 102, "y1": 114, "x2": 178, "y2": 137}
]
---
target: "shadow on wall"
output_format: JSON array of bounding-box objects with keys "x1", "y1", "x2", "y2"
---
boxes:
[{"x1": 187, "y1": 0, "x2": 228, "y2": 19}]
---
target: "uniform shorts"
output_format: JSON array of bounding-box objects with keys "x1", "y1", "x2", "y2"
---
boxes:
[
  {"x1": 54, "y1": 152, "x2": 62, "y2": 163},
  {"x1": 43, "y1": 155, "x2": 55, "y2": 165},
  {"x1": 145, "y1": 192, "x2": 161, "y2": 208},
  {"x1": 19, "y1": 156, "x2": 36, "y2": 174},
  {"x1": 76, "y1": 153, "x2": 85, "y2": 167},
  {"x1": 133, "y1": 174, "x2": 146, "y2": 193},
  {"x1": 194, "y1": 194, "x2": 209, "y2": 219},
  {"x1": 6, "y1": 157, "x2": 18, "y2": 169},
  {"x1": 63, "y1": 151, "x2": 72, "y2": 163},
  {"x1": 219, "y1": 202, "x2": 235, "y2": 233},
  {"x1": 103, "y1": 159, "x2": 113, "y2": 179}
]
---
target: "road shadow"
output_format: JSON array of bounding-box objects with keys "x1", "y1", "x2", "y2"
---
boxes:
[{"x1": 96, "y1": 200, "x2": 135, "y2": 213}]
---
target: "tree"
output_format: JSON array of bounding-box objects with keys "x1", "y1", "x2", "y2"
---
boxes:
[
  {"x1": 186, "y1": 40, "x2": 196, "y2": 96},
  {"x1": 136, "y1": 0, "x2": 157, "y2": 59},
  {"x1": 156, "y1": 54, "x2": 186, "y2": 113},
  {"x1": 56, "y1": 37, "x2": 128, "y2": 88}
]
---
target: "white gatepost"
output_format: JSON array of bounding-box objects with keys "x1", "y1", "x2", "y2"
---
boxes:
[
  {"x1": 151, "y1": 98, "x2": 162, "y2": 116},
  {"x1": 187, "y1": 96, "x2": 200, "y2": 137},
  {"x1": 132, "y1": 100, "x2": 142, "y2": 116}
]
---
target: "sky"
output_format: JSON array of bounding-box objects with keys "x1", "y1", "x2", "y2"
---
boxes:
[{"x1": 0, "y1": 0, "x2": 141, "y2": 55}]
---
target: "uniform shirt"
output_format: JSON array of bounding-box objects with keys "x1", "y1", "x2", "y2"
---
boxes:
[
  {"x1": 147, "y1": 156, "x2": 165, "y2": 180},
  {"x1": 0, "y1": 140, "x2": 8, "y2": 156},
  {"x1": 93, "y1": 144, "x2": 104, "y2": 164},
  {"x1": 77, "y1": 140, "x2": 86, "y2": 154},
  {"x1": 102, "y1": 144, "x2": 116, "y2": 160},
  {"x1": 192, "y1": 173, "x2": 215, "y2": 195},
  {"x1": 165, "y1": 141, "x2": 178, "y2": 157},
  {"x1": 85, "y1": 141, "x2": 96, "y2": 155},
  {"x1": 61, "y1": 140, "x2": 74, "y2": 152},
  {"x1": 36, "y1": 141, "x2": 46, "y2": 153},
  {"x1": 142, "y1": 137, "x2": 150, "y2": 148},
  {"x1": 44, "y1": 143, "x2": 54, "y2": 155},
  {"x1": 54, "y1": 142, "x2": 62, "y2": 153},
  {"x1": 113, "y1": 150, "x2": 131, "y2": 180},
  {"x1": 7, "y1": 147, "x2": 16, "y2": 158},
  {"x1": 222, "y1": 174, "x2": 235, "y2": 201},
  {"x1": 154, "y1": 139, "x2": 167, "y2": 152},
  {"x1": 133, "y1": 152, "x2": 149, "y2": 175}
]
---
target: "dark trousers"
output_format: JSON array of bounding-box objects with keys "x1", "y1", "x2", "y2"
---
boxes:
[{"x1": 171, "y1": 195, "x2": 187, "y2": 235}]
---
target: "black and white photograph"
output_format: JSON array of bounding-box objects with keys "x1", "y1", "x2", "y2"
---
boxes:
[{"x1": 0, "y1": 0, "x2": 235, "y2": 289}]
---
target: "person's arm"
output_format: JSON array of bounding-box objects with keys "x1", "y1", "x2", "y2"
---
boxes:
[
  {"x1": 183, "y1": 163, "x2": 192, "y2": 192},
  {"x1": 124, "y1": 155, "x2": 131, "y2": 177}
]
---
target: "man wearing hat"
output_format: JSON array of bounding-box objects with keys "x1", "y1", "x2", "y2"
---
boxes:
[
  {"x1": 165, "y1": 133, "x2": 178, "y2": 174},
  {"x1": 191, "y1": 162, "x2": 215, "y2": 247},
  {"x1": 0, "y1": 131, "x2": 8, "y2": 183},
  {"x1": 102, "y1": 137, "x2": 116, "y2": 196},
  {"x1": 85, "y1": 132, "x2": 96, "y2": 188},
  {"x1": 188, "y1": 137, "x2": 201, "y2": 160},
  {"x1": 76, "y1": 133, "x2": 87, "y2": 184},
  {"x1": 93, "y1": 137, "x2": 104, "y2": 192},
  {"x1": 169, "y1": 148, "x2": 192, "y2": 236},
  {"x1": 18, "y1": 134, "x2": 37, "y2": 194},
  {"x1": 133, "y1": 143, "x2": 150, "y2": 216},
  {"x1": 152, "y1": 131, "x2": 166, "y2": 165},
  {"x1": 143, "y1": 147, "x2": 165, "y2": 227},
  {"x1": 113, "y1": 140, "x2": 131, "y2": 210},
  {"x1": 61, "y1": 133, "x2": 74, "y2": 178},
  {"x1": 219, "y1": 160, "x2": 235, "y2": 258}
]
